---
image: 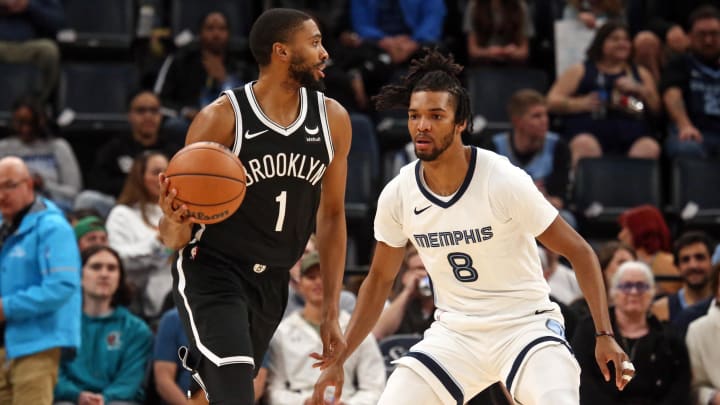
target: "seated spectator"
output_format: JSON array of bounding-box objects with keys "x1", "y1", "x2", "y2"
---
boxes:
[
  {"x1": 153, "y1": 307, "x2": 191, "y2": 405},
  {"x1": 539, "y1": 247, "x2": 582, "y2": 306},
  {"x1": 349, "y1": 0, "x2": 446, "y2": 77},
  {"x1": 570, "y1": 240, "x2": 636, "y2": 319},
  {"x1": 618, "y1": 205, "x2": 681, "y2": 295},
  {"x1": 77, "y1": 90, "x2": 180, "y2": 218},
  {"x1": 660, "y1": 5, "x2": 720, "y2": 159},
  {"x1": 284, "y1": 235, "x2": 356, "y2": 317},
  {"x1": 54, "y1": 245, "x2": 153, "y2": 405},
  {"x1": 652, "y1": 231, "x2": 715, "y2": 322},
  {"x1": 0, "y1": 97, "x2": 82, "y2": 211},
  {"x1": 0, "y1": 0, "x2": 63, "y2": 103},
  {"x1": 464, "y1": 0, "x2": 533, "y2": 66},
  {"x1": 106, "y1": 151, "x2": 172, "y2": 319},
  {"x1": 563, "y1": 0, "x2": 625, "y2": 29},
  {"x1": 548, "y1": 21, "x2": 661, "y2": 166},
  {"x1": 267, "y1": 251, "x2": 386, "y2": 404},
  {"x1": 74, "y1": 215, "x2": 108, "y2": 251},
  {"x1": 483, "y1": 89, "x2": 574, "y2": 226},
  {"x1": 571, "y1": 261, "x2": 691, "y2": 405},
  {"x1": 685, "y1": 263, "x2": 719, "y2": 405},
  {"x1": 0, "y1": 156, "x2": 81, "y2": 405},
  {"x1": 155, "y1": 11, "x2": 252, "y2": 139},
  {"x1": 372, "y1": 246, "x2": 434, "y2": 340}
]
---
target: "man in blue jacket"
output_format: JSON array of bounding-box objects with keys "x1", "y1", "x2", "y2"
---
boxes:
[{"x1": 0, "y1": 156, "x2": 81, "y2": 405}]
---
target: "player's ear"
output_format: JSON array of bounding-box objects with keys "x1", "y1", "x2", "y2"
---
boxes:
[
  {"x1": 273, "y1": 43, "x2": 290, "y2": 61},
  {"x1": 455, "y1": 119, "x2": 467, "y2": 136}
]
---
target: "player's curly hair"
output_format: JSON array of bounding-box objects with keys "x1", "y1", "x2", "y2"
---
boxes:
[{"x1": 372, "y1": 49, "x2": 473, "y2": 133}]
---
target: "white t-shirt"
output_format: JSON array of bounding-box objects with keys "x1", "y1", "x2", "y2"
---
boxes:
[{"x1": 375, "y1": 147, "x2": 558, "y2": 324}]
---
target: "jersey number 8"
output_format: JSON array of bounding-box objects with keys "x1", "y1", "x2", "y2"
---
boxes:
[{"x1": 447, "y1": 252, "x2": 478, "y2": 282}]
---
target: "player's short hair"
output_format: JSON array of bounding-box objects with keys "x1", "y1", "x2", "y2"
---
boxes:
[
  {"x1": 249, "y1": 8, "x2": 312, "y2": 67},
  {"x1": 372, "y1": 48, "x2": 472, "y2": 133},
  {"x1": 507, "y1": 89, "x2": 546, "y2": 118}
]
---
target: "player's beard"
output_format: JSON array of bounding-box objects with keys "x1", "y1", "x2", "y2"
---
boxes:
[
  {"x1": 289, "y1": 55, "x2": 325, "y2": 92},
  {"x1": 415, "y1": 129, "x2": 455, "y2": 161}
]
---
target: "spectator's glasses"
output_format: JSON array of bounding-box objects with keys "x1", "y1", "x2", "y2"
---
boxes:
[
  {"x1": 616, "y1": 281, "x2": 651, "y2": 294},
  {"x1": 679, "y1": 253, "x2": 709, "y2": 264},
  {"x1": 0, "y1": 178, "x2": 28, "y2": 192},
  {"x1": 131, "y1": 106, "x2": 161, "y2": 115}
]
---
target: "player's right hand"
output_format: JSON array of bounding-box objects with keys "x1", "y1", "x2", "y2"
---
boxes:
[
  {"x1": 158, "y1": 173, "x2": 194, "y2": 225},
  {"x1": 310, "y1": 364, "x2": 345, "y2": 405}
]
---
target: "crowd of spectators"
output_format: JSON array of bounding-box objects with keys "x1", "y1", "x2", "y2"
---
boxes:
[{"x1": 2, "y1": 1, "x2": 720, "y2": 404}]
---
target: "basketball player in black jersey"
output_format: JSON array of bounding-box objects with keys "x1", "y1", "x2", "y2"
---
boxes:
[{"x1": 157, "y1": 9, "x2": 351, "y2": 405}]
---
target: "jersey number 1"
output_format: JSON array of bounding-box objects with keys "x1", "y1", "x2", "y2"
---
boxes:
[{"x1": 274, "y1": 191, "x2": 287, "y2": 232}]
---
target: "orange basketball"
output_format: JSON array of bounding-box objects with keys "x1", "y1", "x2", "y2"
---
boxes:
[{"x1": 165, "y1": 141, "x2": 246, "y2": 224}]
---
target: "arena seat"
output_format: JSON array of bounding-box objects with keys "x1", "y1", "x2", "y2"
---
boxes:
[
  {"x1": 0, "y1": 63, "x2": 41, "y2": 125},
  {"x1": 169, "y1": 0, "x2": 252, "y2": 51},
  {"x1": 670, "y1": 158, "x2": 720, "y2": 228},
  {"x1": 571, "y1": 157, "x2": 661, "y2": 236},
  {"x1": 57, "y1": 0, "x2": 134, "y2": 51}
]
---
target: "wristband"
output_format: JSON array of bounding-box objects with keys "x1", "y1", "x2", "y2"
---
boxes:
[{"x1": 595, "y1": 330, "x2": 615, "y2": 338}]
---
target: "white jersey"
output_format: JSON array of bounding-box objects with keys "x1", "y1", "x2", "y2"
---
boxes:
[{"x1": 375, "y1": 147, "x2": 559, "y2": 324}]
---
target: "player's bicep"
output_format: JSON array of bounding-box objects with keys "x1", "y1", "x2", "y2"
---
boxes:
[{"x1": 185, "y1": 96, "x2": 235, "y2": 148}]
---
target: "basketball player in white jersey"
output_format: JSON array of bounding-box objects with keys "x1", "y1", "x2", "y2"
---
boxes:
[{"x1": 311, "y1": 50, "x2": 635, "y2": 405}]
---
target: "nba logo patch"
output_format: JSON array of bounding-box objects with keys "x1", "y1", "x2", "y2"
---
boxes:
[
  {"x1": 190, "y1": 246, "x2": 198, "y2": 260},
  {"x1": 253, "y1": 264, "x2": 267, "y2": 273}
]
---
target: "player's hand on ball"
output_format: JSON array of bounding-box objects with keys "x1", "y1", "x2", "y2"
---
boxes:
[
  {"x1": 158, "y1": 173, "x2": 194, "y2": 225},
  {"x1": 595, "y1": 335, "x2": 635, "y2": 391}
]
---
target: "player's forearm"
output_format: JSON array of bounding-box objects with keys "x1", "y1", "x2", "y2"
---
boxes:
[
  {"x1": 316, "y1": 210, "x2": 347, "y2": 321},
  {"x1": 158, "y1": 216, "x2": 191, "y2": 250},
  {"x1": 568, "y1": 242, "x2": 613, "y2": 333},
  {"x1": 372, "y1": 289, "x2": 411, "y2": 339},
  {"x1": 339, "y1": 271, "x2": 395, "y2": 363}
]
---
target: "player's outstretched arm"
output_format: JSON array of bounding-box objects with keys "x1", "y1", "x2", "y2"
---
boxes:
[
  {"x1": 537, "y1": 216, "x2": 634, "y2": 391},
  {"x1": 316, "y1": 97, "x2": 351, "y2": 361},
  {"x1": 311, "y1": 242, "x2": 406, "y2": 405}
]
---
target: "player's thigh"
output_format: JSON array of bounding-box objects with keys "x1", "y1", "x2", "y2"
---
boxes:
[
  {"x1": 513, "y1": 344, "x2": 580, "y2": 405},
  {"x1": 378, "y1": 366, "x2": 444, "y2": 405}
]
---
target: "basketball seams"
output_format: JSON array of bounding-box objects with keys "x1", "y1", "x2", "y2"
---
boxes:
[
  {"x1": 173, "y1": 192, "x2": 245, "y2": 207},
  {"x1": 167, "y1": 144, "x2": 246, "y2": 174},
  {"x1": 165, "y1": 172, "x2": 247, "y2": 184}
]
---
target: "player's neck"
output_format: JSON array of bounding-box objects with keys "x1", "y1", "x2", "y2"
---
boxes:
[
  {"x1": 421, "y1": 145, "x2": 471, "y2": 196},
  {"x1": 253, "y1": 76, "x2": 302, "y2": 127}
]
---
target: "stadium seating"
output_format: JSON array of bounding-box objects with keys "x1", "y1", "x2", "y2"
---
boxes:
[
  {"x1": 169, "y1": 0, "x2": 252, "y2": 51},
  {"x1": 57, "y1": 0, "x2": 135, "y2": 51},
  {"x1": 670, "y1": 158, "x2": 720, "y2": 228},
  {"x1": 0, "y1": 63, "x2": 41, "y2": 125}
]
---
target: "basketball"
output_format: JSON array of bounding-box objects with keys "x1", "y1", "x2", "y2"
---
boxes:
[{"x1": 165, "y1": 141, "x2": 246, "y2": 224}]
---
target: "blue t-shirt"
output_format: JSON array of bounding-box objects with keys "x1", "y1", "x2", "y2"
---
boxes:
[{"x1": 154, "y1": 308, "x2": 190, "y2": 396}]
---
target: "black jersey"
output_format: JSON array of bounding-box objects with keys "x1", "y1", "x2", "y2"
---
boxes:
[{"x1": 190, "y1": 82, "x2": 334, "y2": 269}]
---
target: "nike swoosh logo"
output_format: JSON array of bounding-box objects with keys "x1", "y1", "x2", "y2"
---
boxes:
[
  {"x1": 305, "y1": 125, "x2": 319, "y2": 135},
  {"x1": 535, "y1": 308, "x2": 554, "y2": 315},
  {"x1": 244, "y1": 129, "x2": 268, "y2": 139},
  {"x1": 413, "y1": 205, "x2": 431, "y2": 215}
]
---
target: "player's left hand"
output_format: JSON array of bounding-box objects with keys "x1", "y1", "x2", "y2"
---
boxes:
[
  {"x1": 316, "y1": 318, "x2": 346, "y2": 368},
  {"x1": 595, "y1": 335, "x2": 635, "y2": 391}
]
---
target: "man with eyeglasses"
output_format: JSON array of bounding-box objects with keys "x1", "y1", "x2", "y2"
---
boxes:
[
  {"x1": 661, "y1": 5, "x2": 720, "y2": 159},
  {"x1": 75, "y1": 90, "x2": 181, "y2": 218},
  {"x1": 652, "y1": 231, "x2": 715, "y2": 322},
  {"x1": 0, "y1": 156, "x2": 81, "y2": 404}
]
